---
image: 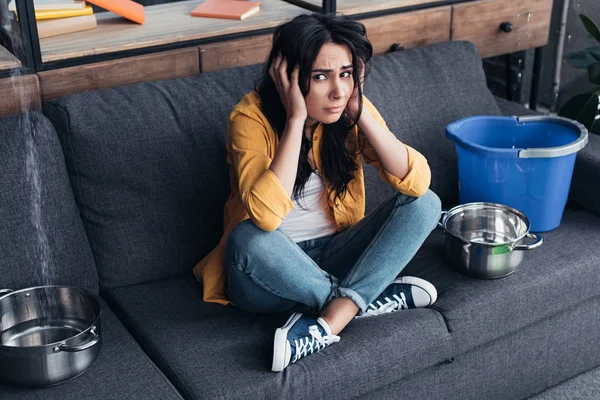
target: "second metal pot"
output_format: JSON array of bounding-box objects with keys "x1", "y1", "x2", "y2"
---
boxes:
[
  {"x1": 0, "y1": 286, "x2": 102, "y2": 387},
  {"x1": 438, "y1": 202, "x2": 543, "y2": 279}
]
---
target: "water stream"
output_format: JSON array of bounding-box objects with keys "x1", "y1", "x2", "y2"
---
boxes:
[{"x1": 1, "y1": 8, "x2": 57, "y2": 324}]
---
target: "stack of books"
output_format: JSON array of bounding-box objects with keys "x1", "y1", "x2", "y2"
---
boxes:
[{"x1": 9, "y1": 0, "x2": 97, "y2": 39}]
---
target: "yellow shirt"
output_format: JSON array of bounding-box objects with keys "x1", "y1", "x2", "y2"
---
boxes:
[{"x1": 194, "y1": 91, "x2": 431, "y2": 305}]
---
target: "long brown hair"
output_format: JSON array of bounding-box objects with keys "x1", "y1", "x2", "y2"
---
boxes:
[{"x1": 256, "y1": 13, "x2": 373, "y2": 204}]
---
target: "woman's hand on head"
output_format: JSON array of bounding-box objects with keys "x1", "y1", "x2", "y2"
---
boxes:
[
  {"x1": 345, "y1": 60, "x2": 365, "y2": 122},
  {"x1": 269, "y1": 54, "x2": 307, "y2": 123}
]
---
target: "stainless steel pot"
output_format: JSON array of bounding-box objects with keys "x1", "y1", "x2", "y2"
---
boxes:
[
  {"x1": 0, "y1": 286, "x2": 102, "y2": 387},
  {"x1": 438, "y1": 202, "x2": 543, "y2": 279}
]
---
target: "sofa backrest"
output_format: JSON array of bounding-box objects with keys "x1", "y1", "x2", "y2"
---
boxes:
[
  {"x1": 44, "y1": 66, "x2": 263, "y2": 289},
  {"x1": 363, "y1": 41, "x2": 501, "y2": 213},
  {"x1": 0, "y1": 112, "x2": 98, "y2": 294},
  {"x1": 44, "y1": 41, "x2": 500, "y2": 290}
]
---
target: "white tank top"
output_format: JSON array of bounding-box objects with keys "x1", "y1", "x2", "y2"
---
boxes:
[{"x1": 279, "y1": 171, "x2": 337, "y2": 243}]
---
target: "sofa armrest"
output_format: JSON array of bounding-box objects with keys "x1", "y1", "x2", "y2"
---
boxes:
[{"x1": 570, "y1": 133, "x2": 600, "y2": 216}]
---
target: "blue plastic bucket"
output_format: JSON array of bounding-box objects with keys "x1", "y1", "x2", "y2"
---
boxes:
[{"x1": 446, "y1": 116, "x2": 588, "y2": 232}]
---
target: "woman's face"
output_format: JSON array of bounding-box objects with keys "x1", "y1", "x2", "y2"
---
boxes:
[{"x1": 304, "y1": 42, "x2": 354, "y2": 126}]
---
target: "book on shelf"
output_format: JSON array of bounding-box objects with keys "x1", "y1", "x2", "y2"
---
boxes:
[
  {"x1": 37, "y1": 14, "x2": 97, "y2": 38},
  {"x1": 191, "y1": 0, "x2": 261, "y2": 21},
  {"x1": 12, "y1": 0, "x2": 145, "y2": 25},
  {"x1": 13, "y1": 5, "x2": 94, "y2": 20},
  {"x1": 85, "y1": 0, "x2": 145, "y2": 24},
  {"x1": 8, "y1": 0, "x2": 86, "y2": 12}
]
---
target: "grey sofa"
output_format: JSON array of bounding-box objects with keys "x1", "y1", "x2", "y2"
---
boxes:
[{"x1": 1, "y1": 41, "x2": 599, "y2": 399}]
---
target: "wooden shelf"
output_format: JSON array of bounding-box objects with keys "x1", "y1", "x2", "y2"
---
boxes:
[
  {"x1": 0, "y1": 45, "x2": 21, "y2": 71},
  {"x1": 40, "y1": 0, "x2": 308, "y2": 63},
  {"x1": 290, "y1": 0, "x2": 448, "y2": 15},
  {"x1": 0, "y1": 75, "x2": 41, "y2": 117},
  {"x1": 452, "y1": 0, "x2": 552, "y2": 58}
]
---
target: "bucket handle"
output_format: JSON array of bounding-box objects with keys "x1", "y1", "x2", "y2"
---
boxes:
[
  {"x1": 512, "y1": 233, "x2": 543, "y2": 251},
  {"x1": 0, "y1": 289, "x2": 13, "y2": 299},
  {"x1": 54, "y1": 327, "x2": 100, "y2": 353},
  {"x1": 437, "y1": 211, "x2": 447, "y2": 230},
  {"x1": 516, "y1": 116, "x2": 589, "y2": 159}
]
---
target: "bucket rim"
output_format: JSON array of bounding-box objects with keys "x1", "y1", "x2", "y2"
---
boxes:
[{"x1": 446, "y1": 115, "x2": 588, "y2": 159}]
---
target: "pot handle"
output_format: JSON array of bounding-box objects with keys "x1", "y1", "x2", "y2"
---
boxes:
[
  {"x1": 55, "y1": 327, "x2": 99, "y2": 353},
  {"x1": 512, "y1": 233, "x2": 543, "y2": 251},
  {"x1": 0, "y1": 289, "x2": 13, "y2": 298},
  {"x1": 437, "y1": 211, "x2": 447, "y2": 230}
]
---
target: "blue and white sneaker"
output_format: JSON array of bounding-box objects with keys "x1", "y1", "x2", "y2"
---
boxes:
[
  {"x1": 359, "y1": 276, "x2": 438, "y2": 318},
  {"x1": 272, "y1": 312, "x2": 340, "y2": 372}
]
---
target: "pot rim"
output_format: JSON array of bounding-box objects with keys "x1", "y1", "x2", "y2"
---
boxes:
[
  {"x1": 0, "y1": 285, "x2": 102, "y2": 350},
  {"x1": 441, "y1": 202, "x2": 532, "y2": 247}
]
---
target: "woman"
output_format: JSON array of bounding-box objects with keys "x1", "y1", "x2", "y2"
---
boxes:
[{"x1": 193, "y1": 13, "x2": 441, "y2": 372}]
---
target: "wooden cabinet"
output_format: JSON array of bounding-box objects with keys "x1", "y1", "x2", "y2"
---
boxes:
[
  {"x1": 0, "y1": 75, "x2": 41, "y2": 117},
  {"x1": 200, "y1": 34, "x2": 272, "y2": 73},
  {"x1": 38, "y1": 48, "x2": 199, "y2": 100},
  {"x1": 451, "y1": 0, "x2": 553, "y2": 59},
  {"x1": 197, "y1": 6, "x2": 452, "y2": 72},
  {"x1": 361, "y1": 7, "x2": 451, "y2": 56},
  {"x1": 3, "y1": 0, "x2": 553, "y2": 104}
]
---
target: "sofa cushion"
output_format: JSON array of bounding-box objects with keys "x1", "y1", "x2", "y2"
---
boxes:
[
  {"x1": 0, "y1": 298, "x2": 182, "y2": 399},
  {"x1": 400, "y1": 208, "x2": 600, "y2": 355},
  {"x1": 103, "y1": 275, "x2": 452, "y2": 400},
  {"x1": 570, "y1": 131, "x2": 600, "y2": 217},
  {"x1": 44, "y1": 41, "x2": 500, "y2": 289},
  {"x1": 362, "y1": 295, "x2": 600, "y2": 400},
  {"x1": 44, "y1": 65, "x2": 263, "y2": 289},
  {"x1": 0, "y1": 112, "x2": 98, "y2": 294},
  {"x1": 494, "y1": 96, "x2": 543, "y2": 117},
  {"x1": 363, "y1": 41, "x2": 502, "y2": 212}
]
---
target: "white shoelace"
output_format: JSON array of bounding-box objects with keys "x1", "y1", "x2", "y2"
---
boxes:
[
  {"x1": 364, "y1": 293, "x2": 409, "y2": 317},
  {"x1": 292, "y1": 325, "x2": 340, "y2": 363}
]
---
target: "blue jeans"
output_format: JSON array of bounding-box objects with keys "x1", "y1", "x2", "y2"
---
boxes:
[{"x1": 225, "y1": 189, "x2": 441, "y2": 315}]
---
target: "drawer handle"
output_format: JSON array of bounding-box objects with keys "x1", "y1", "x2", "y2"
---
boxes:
[
  {"x1": 499, "y1": 22, "x2": 514, "y2": 33},
  {"x1": 387, "y1": 43, "x2": 405, "y2": 53}
]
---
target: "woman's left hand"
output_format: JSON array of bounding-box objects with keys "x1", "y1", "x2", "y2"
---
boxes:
[{"x1": 345, "y1": 61, "x2": 365, "y2": 122}]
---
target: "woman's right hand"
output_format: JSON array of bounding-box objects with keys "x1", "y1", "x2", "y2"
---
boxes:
[{"x1": 269, "y1": 54, "x2": 307, "y2": 123}]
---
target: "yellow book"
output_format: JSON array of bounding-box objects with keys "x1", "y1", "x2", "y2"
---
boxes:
[
  {"x1": 8, "y1": 0, "x2": 86, "y2": 12},
  {"x1": 35, "y1": 5, "x2": 93, "y2": 20},
  {"x1": 14, "y1": 5, "x2": 94, "y2": 20}
]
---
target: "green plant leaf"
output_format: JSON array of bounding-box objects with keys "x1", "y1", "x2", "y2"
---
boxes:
[
  {"x1": 580, "y1": 14, "x2": 600, "y2": 44},
  {"x1": 564, "y1": 49, "x2": 599, "y2": 69},
  {"x1": 558, "y1": 93, "x2": 599, "y2": 130},
  {"x1": 589, "y1": 62, "x2": 600, "y2": 84}
]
